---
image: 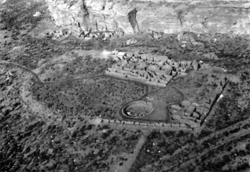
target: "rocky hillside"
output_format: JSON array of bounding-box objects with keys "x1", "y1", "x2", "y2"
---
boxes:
[{"x1": 45, "y1": 0, "x2": 250, "y2": 35}]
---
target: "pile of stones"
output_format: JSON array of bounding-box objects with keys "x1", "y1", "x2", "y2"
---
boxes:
[{"x1": 46, "y1": 27, "x2": 125, "y2": 41}]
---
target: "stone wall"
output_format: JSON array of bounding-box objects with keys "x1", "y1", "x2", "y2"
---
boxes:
[
  {"x1": 45, "y1": 0, "x2": 250, "y2": 35},
  {"x1": 100, "y1": 118, "x2": 193, "y2": 130}
]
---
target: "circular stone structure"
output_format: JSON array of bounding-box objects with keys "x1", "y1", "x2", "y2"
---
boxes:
[{"x1": 122, "y1": 101, "x2": 154, "y2": 119}]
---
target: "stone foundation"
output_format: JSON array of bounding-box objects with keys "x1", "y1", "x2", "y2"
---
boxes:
[{"x1": 100, "y1": 118, "x2": 191, "y2": 130}]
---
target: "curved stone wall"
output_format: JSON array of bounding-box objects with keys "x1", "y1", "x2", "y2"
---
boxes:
[{"x1": 122, "y1": 100, "x2": 154, "y2": 118}]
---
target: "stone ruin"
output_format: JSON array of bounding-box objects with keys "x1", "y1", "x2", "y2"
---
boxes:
[
  {"x1": 92, "y1": 50, "x2": 229, "y2": 130},
  {"x1": 45, "y1": 27, "x2": 124, "y2": 41},
  {"x1": 105, "y1": 51, "x2": 203, "y2": 87}
]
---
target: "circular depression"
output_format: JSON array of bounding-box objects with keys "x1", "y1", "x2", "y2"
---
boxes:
[{"x1": 121, "y1": 100, "x2": 154, "y2": 119}]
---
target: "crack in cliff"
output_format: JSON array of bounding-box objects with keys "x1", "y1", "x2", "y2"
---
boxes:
[
  {"x1": 82, "y1": 0, "x2": 90, "y2": 30},
  {"x1": 128, "y1": 8, "x2": 140, "y2": 33}
]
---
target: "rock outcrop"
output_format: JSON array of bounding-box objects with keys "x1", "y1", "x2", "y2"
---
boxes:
[
  {"x1": 45, "y1": 0, "x2": 88, "y2": 35},
  {"x1": 45, "y1": 0, "x2": 250, "y2": 35}
]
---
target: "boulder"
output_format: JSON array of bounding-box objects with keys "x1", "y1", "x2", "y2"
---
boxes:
[
  {"x1": 33, "y1": 11, "x2": 42, "y2": 17},
  {"x1": 126, "y1": 38, "x2": 137, "y2": 45},
  {"x1": 191, "y1": 59, "x2": 201, "y2": 70}
]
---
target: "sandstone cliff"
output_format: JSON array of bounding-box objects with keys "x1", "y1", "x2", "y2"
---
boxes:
[{"x1": 45, "y1": 0, "x2": 250, "y2": 35}]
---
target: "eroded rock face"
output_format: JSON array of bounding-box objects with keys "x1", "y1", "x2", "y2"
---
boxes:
[
  {"x1": 45, "y1": 0, "x2": 250, "y2": 35},
  {"x1": 45, "y1": 0, "x2": 88, "y2": 35}
]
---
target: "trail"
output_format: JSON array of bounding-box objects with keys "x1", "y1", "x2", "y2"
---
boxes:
[
  {"x1": 114, "y1": 133, "x2": 148, "y2": 172},
  {"x1": 0, "y1": 60, "x2": 105, "y2": 84}
]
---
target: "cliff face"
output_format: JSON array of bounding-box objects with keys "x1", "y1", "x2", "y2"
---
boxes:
[{"x1": 45, "y1": 0, "x2": 250, "y2": 35}]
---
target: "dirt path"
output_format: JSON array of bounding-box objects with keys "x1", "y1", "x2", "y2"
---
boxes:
[
  {"x1": 18, "y1": 69, "x2": 63, "y2": 125},
  {"x1": 0, "y1": 61, "x2": 43, "y2": 83},
  {"x1": 114, "y1": 133, "x2": 148, "y2": 172},
  {"x1": 0, "y1": 60, "x2": 104, "y2": 84}
]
